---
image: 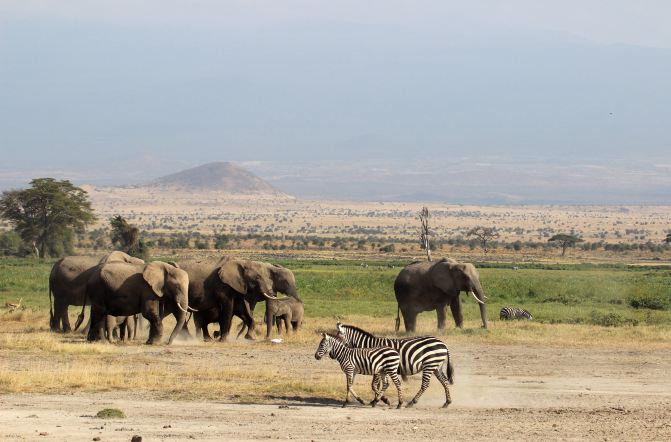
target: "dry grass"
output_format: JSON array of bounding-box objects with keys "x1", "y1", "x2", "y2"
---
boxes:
[{"x1": 2, "y1": 311, "x2": 670, "y2": 402}]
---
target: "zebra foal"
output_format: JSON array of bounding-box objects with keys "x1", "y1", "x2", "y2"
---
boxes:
[
  {"x1": 499, "y1": 307, "x2": 533, "y2": 320},
  {"x1": 336, "y1": 323, "x2": 454, "y2": 408},
  {"x1": 314, "y1": 333, "x2": 404, "y2": 408}
]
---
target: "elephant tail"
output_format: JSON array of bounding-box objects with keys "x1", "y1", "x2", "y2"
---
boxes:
[
  {"x1": 74, "y1": 292, "x2": 87, "y2": 331},
  {"x1": 445, "y1": 351, "x2": 455, "y2": 385},
  {"x1": 395, "y1": 305, "x2": 401, "y2": 332}
]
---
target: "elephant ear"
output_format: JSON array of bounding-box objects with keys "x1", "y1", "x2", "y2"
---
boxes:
[
  {"x1": 429, "y1": 261, "x2": 458, "y2": 293},
  {"x1": 218, "y1": 260, "x2": 247, "y2": 294},
  {"x1": 143, "y1": 263, "x2": 165, "y2": 297}
]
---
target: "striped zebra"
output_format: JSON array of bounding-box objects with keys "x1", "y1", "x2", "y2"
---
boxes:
[
  {"x1": 335, "y1": 323, "x2": 453, "y2": 408},
  {"x1": 314, "y1": 333, "x2": 404, "y2": 408},
  {"x1": 499, "y1": 307, "x2": 533, "y2": 320}
]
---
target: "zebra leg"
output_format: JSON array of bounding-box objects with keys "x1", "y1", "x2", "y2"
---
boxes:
[
  {"x1": 434, "y1": 368, "x2": 453, "y2": 408},
  {"x1": 379, "y1": 375, "x2": 392, "y2": 406},
  {"x1": 407, "y1": 369, "x2": 433, "y2": 407},
  {"x1": 388, "y1": 372, "x2": 404, "y2": 409},
  {"x1": 348, "y1": 374, "x2": 366, "y2": 405},
  {"x1": 370, "y1": 374, "x2": 381, "y2": 407}
]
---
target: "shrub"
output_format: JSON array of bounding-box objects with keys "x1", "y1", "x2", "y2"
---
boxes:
[
  {"x1": 96, "y1": 408, "x2": 126, "y2": 419},
  {"x1": 627, "y1": 292, "x2": 669, "y2": 310},
  {"x1": 588, "y1": 311, "x2": 638, "y2": 327}
]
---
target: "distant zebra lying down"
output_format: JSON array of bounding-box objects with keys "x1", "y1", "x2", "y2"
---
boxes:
[{"x1": 500, "y1": 307, "x2": 533, "y2": 320}]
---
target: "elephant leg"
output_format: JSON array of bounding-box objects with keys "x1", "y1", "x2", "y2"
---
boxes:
[
  {"x1": 217, "y1": 298, "x2": 235, "y2": 342},
  {"x1": 284, "y1": 314, "x2": 291, "y2": 334},
  {"x1": 401, "y1": 307, "x2": 417, "y2": 333},
  {"x1": 437, "y1": 304, "x2": 448, "y2": 330},
  {"x1": 407, "y1": 369, "x2": 433, "y2": 407},
  {"x1": 449, "y1": 295, "x2": 464, "y2": 328},
  {"x1": 143, "y1": 310, "x2": 163, "y2": 345},
  {"x1": 88, "y1": 306, "x2": 105, "y2": 342},
  {"x1": 434, "y1": 368, "x2": 452, "y2": 408},
  {"x1": 266, "y1": 310, "x2": 272, "y2": 338},
  {"x1": 53, "y1": 299, "x2": 69, "y2": 332}
]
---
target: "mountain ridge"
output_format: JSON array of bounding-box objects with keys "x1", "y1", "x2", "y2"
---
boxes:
[{"x1": 148, "y1": 161, "x2": 285, "y2": 195}]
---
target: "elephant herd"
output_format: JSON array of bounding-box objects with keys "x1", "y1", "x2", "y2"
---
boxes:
[
  {"x1": 49, "y1": 251, "x2": 303, "y2": 344},
  {"x1": 49, "y1": 252, "x2": 489, "y2": 345}
]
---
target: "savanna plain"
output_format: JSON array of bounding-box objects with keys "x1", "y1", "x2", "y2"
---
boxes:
[{"x1": 2, "y1": 246, "x2": 671, "y2": 441}]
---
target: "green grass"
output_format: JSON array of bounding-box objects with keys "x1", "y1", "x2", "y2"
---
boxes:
[{"x1": 1, "y1": 257, "x2": 670, "y2": 327}]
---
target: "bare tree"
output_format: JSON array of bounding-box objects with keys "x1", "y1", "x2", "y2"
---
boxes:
[
  {"x1": 467, "y1": 226, "x2": 499, "y2": 254},
  {"x1": 419, "y1": 206, "x2": 432, "y2": 261}
]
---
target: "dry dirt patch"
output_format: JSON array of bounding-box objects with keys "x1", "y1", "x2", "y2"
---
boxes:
[{"x1": 1, "y1": 335, "x2": 670, "y2": 441}]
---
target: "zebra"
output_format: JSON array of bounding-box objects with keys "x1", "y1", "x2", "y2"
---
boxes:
[
  {"x1": 499, "y1": 306, "x2": 533, "y2": 320},
  {"x1": 314, "y1": 333, "x2": 404, "y2": 408},
  {"x1": 335, "y1": 323, "x2": 453, "y2": 408}
]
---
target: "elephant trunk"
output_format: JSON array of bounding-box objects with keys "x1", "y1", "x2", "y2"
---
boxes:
[
  {"x1": 471, "y1": 281, "x2": 488, "y2": 329},
  {"x1": 168, "y1": 291, "x2": 188, "y2": 344}
]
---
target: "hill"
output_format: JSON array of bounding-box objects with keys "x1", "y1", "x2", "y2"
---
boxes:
[{"x1": 150, "y1": 162, "x2": 282, "y2": 195}]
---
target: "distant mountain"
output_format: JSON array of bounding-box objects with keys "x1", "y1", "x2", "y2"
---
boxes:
[{"x1": 150, "y1": 162, "x2": 284, "y2": 195}]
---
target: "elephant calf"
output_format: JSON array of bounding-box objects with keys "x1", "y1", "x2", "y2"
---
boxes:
[
  {"x1": 105, "y1": 315, "x2": 139, "y2": 342},
  {"x1": 262, "y1": 294, "x2": 304, "y2": 338}
]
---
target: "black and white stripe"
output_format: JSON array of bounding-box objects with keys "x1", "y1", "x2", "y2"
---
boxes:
[
  {"x1": 314, "y1": 333, "x2": 404, "y2": 408},
  {"x1": 335, "y1": 323, "x2": 453, "y2": 408},
  {"x1": 500, "y1": 307, "x2": 533, "y2": 320}
]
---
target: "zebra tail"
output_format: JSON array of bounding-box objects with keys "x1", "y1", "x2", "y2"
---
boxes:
[{"x1": 446, "y1": 354, "x2": 455, "y2": 385}]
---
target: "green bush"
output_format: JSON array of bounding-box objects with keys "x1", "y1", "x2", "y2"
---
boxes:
[
  {"x1": 96, "y1": 408, "x2": 126, "y2": 419},
  {"x1": 627, "y1": 293, "x2": 669, "y2": 310},
  {"x1": 588, "y1": 311, "x2": 638, "y2": 327}
]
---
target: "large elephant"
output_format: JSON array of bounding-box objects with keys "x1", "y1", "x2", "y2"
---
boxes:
[
  {"x1": 181, "y1": 257, "x2": 276, "y2": 342},
  {"x1": 48, "y1": 251, "x2": 144, "y2": 332},
  {"x1": 234, "y1": 263, "x2": 300, "y2": 337},
  {"x1": 85, "y1": 260, "x2": 191, "y2": 344},
  {"x1": 394, "y1": 258, "x2": 488, "y2": 332}
]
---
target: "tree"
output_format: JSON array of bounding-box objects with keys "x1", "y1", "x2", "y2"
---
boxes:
[
  {"x1": 548, "y1": 233, "x2": 584, "y2": 256},
  {"x1": 110, "y1": 215, "x2": 149, "y2": 259},
  {"x1": 467, "y1": 226, "x2": 499, "y2": 254},
  {"x1": 419, "y1": 206, "x2": 432, "y2": 261},
  {"x1": 664, "y1": 232, "x2": 671, "y2": 244},
  {"x1": 0, "y1": 178, "x2": 95, "y2": 258}
]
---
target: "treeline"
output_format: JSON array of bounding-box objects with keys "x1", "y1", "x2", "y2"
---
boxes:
[{"x1": 74, "y1": 230, "x2": 671, "y2": 255}]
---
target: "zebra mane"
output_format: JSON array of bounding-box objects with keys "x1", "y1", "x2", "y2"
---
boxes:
[{"x1": 340, "y1": 324, "x2": 377, "y2": 339}]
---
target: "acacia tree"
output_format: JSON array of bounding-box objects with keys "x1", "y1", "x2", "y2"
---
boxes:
[
  {"x1": 419, "y1": 206, "x2": 432, "y2": 261},
  {"x1": 110, "y1": 215, "x2": 149, "y2": 259},
  {"x1": 548, "y1": 233, "x2": 584, "y2": 256},
  {"x1": 0, "y1": 178, "x2": 95, "y2": 258},
  {"x1": 665, "y1": 232, "x2": 671, "y2": 244},
  {"x1": 467, "y1": 226, "x2": 499, "y2": 254}
]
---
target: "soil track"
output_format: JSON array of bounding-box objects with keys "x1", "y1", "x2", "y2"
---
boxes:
[{"x1": 1, "y1": 341, "x2": 670, "y2": 441}]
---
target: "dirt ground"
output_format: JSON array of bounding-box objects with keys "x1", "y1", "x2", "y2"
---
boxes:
[{"x1": 2, "y1": 341, "x2": 670, "y2": 441}]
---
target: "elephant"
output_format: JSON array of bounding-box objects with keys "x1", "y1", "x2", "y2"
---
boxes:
[
  {"x1": 85, "y1": 260, "x2": 192, "y2": 344},
  {"x1": 181, "y1": 257, "x2": 277, "y2": 342},
  {"x1": 394, "y1": 258, "x2": 488, "y2": 332},
  {"x1": 105, "y1": 314, "x2": 140, "y2": 341},
  {"x1": 259, "y1": 293, "x2": 304, "y2": 338},
  {"x1": 235, "y1": 263, "x2": 301, "y2": 338},
  {"x1": 48, "y1": 251, "x2": 145, "y2": 332}
]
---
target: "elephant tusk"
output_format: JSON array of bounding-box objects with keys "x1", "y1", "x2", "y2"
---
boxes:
[
  {"x1": 176, "y1": 302, "x2": 189, "y2": 313},
  {"x1": 469, "y1": 291, "x2": 485, "y2": 305},
  {"x1": 188, "y1": 306, "x2": 199, "y2": 312},
  {"x1": 261, "y1": 292, "x2": 276, "y2": 300}
]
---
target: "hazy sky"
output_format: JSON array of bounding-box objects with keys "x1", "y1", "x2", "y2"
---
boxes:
[{"x1": 1, "y1": 1, "x2": 670, "y2": 193}]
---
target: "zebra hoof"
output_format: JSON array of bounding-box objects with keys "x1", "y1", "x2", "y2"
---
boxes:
[
  {"x1": 396, "y1": 403, "x2": 403, "y2": 409},
  {"x1": 442, "y1": 402, "x2": 450, "y2": 409},
  {"x1": 406, "y1": 401, "x2": 415, "y2": 408},
  {"x1": 342, "y1": 402, "x2": 348, "y2": 408},
  {"x1": 370, "y1": 401, "x2": 377, "y2": 408}
]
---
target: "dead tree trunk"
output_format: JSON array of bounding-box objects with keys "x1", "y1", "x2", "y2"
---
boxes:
[{"x1": 419, "y1": 207, "x2": 432, "y2": 262}]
